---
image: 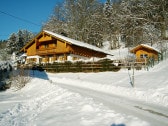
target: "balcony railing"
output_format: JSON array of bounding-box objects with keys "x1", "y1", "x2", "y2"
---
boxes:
[
  {"x1": 36, "y1": 48, "x2": 57, "y2": 55},
  {"x1": 36, "y1": 47, "x2": 70, "y2": 55}
]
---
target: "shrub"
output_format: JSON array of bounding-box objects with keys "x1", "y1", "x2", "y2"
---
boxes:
[{"x1": 10, "y1": 68, "x2": 31, "y2": 91}]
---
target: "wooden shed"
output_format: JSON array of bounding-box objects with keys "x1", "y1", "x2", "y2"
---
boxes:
[
  {"x1": 130, "y1": 44, "x2": 160, "y2": 62},
  {"x1": 20, "y1": 30, "x2": 112, "y2": 64}
]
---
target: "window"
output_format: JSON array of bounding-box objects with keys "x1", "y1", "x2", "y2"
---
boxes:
[
  {"x1": 73, "y1": 57, "x2": 78, "y2": 61},
  {"x1": 140, "y1": 54, "x2": 148, "y2": 58},
  {"x1": 45, "y1": 44, "x2": 48, "y2": 48},
  {"x1": 140, "y1": 54, "x2": 143, "y2": 58},
  {"x1": 144, "y1": 54, "x2": 148, "y2": 58},
  {"x1": 54, "y1": 41, "x2": 57, "y2": 47}
]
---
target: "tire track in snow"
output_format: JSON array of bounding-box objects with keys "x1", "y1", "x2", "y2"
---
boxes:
[{"x1": 134, "y1": 106, "x2": 168, "y2": 118}]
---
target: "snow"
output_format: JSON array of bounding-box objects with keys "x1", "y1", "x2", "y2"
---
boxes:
[
  {"x1": 108, "y1": 47, "x2": 131, "y2": 60},
  {"x1": 48, "y1": 63, "x2": 168, "y2": 107},
  {"x1": 138, "y1": 44, "x2": 161, "y2": 53},
  {"x1": 26, "y1": 55, "x2": 42, "y2": 59},
  {"x1": 0, "y1": 61, "x2": 11, "y2": 71},
  {"x1": 102, "y1": 41, "x2": 133, "y2": 60},
  {"x1": 140, "y1": 44, "x2": 160, "y2": 53},
  {"x1": 0, "y1": 58, "x2": 168, "y2": 126}
]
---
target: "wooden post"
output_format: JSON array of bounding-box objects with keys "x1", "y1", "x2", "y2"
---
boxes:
[{"x1": 132, "y1": 62, "x2": 135, "y2": 88}]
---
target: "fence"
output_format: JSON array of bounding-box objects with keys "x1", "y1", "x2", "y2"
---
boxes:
[
  {"x1": 20, "y1": 55, "x2": 166, "y2": 73},
  {"x1": 41, "y1": 59, "x2": 121, "y2": 73},
  {"x1": 118, "y1": 57, "x2": 161, "y2": 71}
]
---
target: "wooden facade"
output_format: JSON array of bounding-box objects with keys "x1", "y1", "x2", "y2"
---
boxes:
[
  {"x1": 20, "y1": 30, "x2": 110, "y2": 64},
  {"x1": 130, "y1": 44, "x2": 160, "y2": 62}
]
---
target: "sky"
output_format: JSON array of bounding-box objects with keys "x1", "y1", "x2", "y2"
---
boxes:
[{"x1": 0, "y1": 0, "x2": 106, "y2": 40}]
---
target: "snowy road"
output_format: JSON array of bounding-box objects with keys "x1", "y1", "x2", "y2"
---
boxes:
[{"x1": 56, "y1": 82, "x2": 168, "y2": 126}]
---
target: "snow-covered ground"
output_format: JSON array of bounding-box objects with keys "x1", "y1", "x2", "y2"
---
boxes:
[{"x1": 0, "y1": 58, "x2": 168, "y2": 126}]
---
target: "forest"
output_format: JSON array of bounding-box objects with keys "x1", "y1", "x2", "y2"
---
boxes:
[{"x1": 43, "y1": 0, "x2": 168, "y2": 49}]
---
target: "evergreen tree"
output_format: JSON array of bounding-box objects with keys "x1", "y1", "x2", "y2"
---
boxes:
[
  {"x1": 21, "y1": 30, "x2": 35, "y2": 46},
  {"x1": 0, "y1": 40, "x2": 8, "y2": 60},
  {"x1": 104, "y1": 0, "x2": 112, "y2": 18},
  {"x1": 6, "y1": 30, "x2": 34, "y2": 54},
  {"x1": 6, "y1": 33, "x2": 17, "y2": 54},
  {"x1": 17, "y1": 30, "x2": 24, "y2": 50}
]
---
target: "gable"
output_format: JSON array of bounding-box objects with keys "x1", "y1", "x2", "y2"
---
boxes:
[
  {"x1": 134, "y1": 46, "x2": 151, "y2": 53},
  {"x1": 26, "y1": 42, "x2": 36, "y2": 56},
  {"x1": 38, "y1": 34, "x2": 52, "y2": 42},
  {"x1": 130, "y1": 44, "x2": 160, "y2": 54}
]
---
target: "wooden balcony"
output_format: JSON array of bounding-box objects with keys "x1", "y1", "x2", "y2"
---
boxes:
[
  {"x1": 36, "y1": 48, "x2": 57, "y2": 55},
  {"x1": 36, "y1": 48, "x2": 69, "y2": 55}
]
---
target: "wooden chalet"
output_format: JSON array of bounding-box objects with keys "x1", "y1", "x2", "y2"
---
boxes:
[
  {"x1": 130, "y1": 44, "x2": 160, "y2": 62},
  {"x1": 20, "y1": 30, "x2": 111, "y2": 64}
]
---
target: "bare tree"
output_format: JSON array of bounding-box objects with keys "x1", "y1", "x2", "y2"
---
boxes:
[{"x1": 43, "y1": 0, "x2": 104, "y2": 47}]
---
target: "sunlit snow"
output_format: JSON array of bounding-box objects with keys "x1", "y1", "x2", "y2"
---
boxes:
[{"x1": 0, "y1": 58, "x2": 168, "y2": 126}]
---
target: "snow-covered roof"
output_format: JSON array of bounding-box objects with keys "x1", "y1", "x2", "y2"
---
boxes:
[
  {"x1": 27, "y1": 55, "x2": 42, "y2": 59},
  {"x1": 141, "y1": 44, "x2": 161, "y2": 53},
  {"x1": 44, "y1": 30, "x2": 113, "y2": 56},
  {"x1": 130, "y1": 44, "x2": 161, "y2": 53},
  {"x1": 20, "y1": 53, "x2": 27, "y2": 57}
]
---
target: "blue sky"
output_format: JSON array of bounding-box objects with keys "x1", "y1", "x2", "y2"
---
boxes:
[{"x1": 0, "y1": 0, "x2": 106, "y2": 40}]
